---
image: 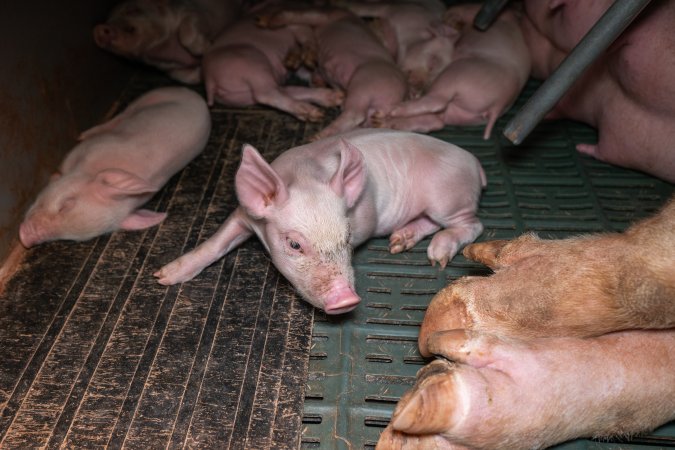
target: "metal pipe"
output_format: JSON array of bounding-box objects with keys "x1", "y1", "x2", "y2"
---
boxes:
[
  {"x1": 503, "y1": 0, "x2": 652, "y2": 145},
  {"x1": 473, "y1": 0, "x2": 510, "y2": 31}
]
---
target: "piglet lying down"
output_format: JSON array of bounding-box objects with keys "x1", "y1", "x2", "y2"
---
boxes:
[
  {"x1": 155, "y1": 129, "x2": 485, "y2": 314},
  {"x1": 20, "y1": 87, "x2": 211, "y2": 247}
]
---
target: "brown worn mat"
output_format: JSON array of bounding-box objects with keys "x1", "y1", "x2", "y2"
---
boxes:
[{"x1": 0, "y1": 74, "x2": 315, "y2": 449}]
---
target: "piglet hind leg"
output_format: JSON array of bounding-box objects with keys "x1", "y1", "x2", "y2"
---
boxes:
[
  {"x1": 154, "y1": 208, "x2": 253, "y2": 285},
  {"x1": 254, "y1": 88, "x2": 326, "y2": 123},
  {"x1": 311, "y1": 109, "x2": 367, "y2": 141},
  {"x1": 426, "y1": 214, "x2": 484, "y2": 268},
  {"x1": 372, "y1": 113, "x2": 446, "y2": 133},
  {"x1": 378, "y1": 329, "x2": 675, "y2": 450},
  {"x1": 389, "y1": 216, "x2": 440, "y2": 255},
  {"x1": 282, "y1": 86, "x2": 344, "y2": 108}
]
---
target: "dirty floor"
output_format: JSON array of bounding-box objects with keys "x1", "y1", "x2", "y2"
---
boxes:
[{"x1": 1, "y1": 72, "x2": 674, "y2": 450}]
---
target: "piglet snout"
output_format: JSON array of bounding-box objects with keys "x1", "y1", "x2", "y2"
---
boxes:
[
  {"x1": 93, "y1": 25, "x2": 116, "y2": 47},
  {"x1": 19, "y1": 221, "x2": 39, "y2": 248},
  {"x1": 323, "y1": 281, "x2": 360, "y2": 315}
]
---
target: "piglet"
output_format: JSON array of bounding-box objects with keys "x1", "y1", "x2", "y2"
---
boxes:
[
  {"x1": 202, "y1": 2, "x2": 342, "y2": 122},
  {"x1": 379, "y1": 4, "x2": 530, "y2": 139},
  {"x1": 155, "y1": 129, "x2": 485, "y2": 314},
  {"x1": 260, "y1": 6, "x2": 408, "y2": 140},
  {"x1": 19, "y1": 87, "x2": 211, "y2": 247},
  {"x1": 342, "y1": 0, "x2": 458, "y2": 96},
  {"x1": 94, "y1": 0, "x2": 242, "y2": 84}
]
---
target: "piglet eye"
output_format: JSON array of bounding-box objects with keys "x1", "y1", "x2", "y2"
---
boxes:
[
  {"x1": 58, "y1": 198, "x2": 76, "y2": 214},
  {"x1": 289, "y1": 240, "x2": 301, "y2": 251}
]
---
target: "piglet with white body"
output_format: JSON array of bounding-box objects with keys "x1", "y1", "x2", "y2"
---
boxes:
[
  {"x1": 260, "y1": 7, "x2": 408, "y2": 140},
  {"x1": 155, "y1": 129, "x2": 485, "y2": 314},
  {"x1": 379, "y1": 4, "x2": 530, "y2": 139},
  {"x1": 19, "y1": 87, "x2": 211, "y2": 247}
]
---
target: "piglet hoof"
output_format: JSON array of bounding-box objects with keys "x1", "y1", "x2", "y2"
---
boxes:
[
  {"x1": 300, "y1": 106, "x2": 325, "y2": 123},
  {"x1": 153, "y1": 266, "x2": 180, "y2": 286},
  {"x1": 255, "y1": 14, "x2": 273, "y2": 29},
  {"x1": 429, "y1": 255, "x2": 448, "y2": 269},
  {"x1": 388, "y1": 230, "x2": 416, "y2": 254},
  {"x1": 284, "y1": 48, "x2": 303, "y2": 70},
  {"x1": 369, "y1": 111, "x2": 387, "y2": 128},
  {"x1": 426, "y1": 240, "x2": 459, "y2": 269},
  {"x1": 153, "y1": 257, "x2": 202, "y2": 286},
  {"x1": 329, "y1": 90, "x2": 345, "y2": 108}
]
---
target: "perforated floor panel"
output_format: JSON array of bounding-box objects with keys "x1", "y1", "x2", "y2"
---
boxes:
[{"x1": 300, "y1": 81, "x2": 675, "y2": 449}]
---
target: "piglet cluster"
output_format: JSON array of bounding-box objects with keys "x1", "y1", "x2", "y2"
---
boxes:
[
  {"x1": 22, "y1": 0, "x2": 494, "y2": 311},
  {"x1": 93, "y1": 0, "x2": 531, "y2": 140}
]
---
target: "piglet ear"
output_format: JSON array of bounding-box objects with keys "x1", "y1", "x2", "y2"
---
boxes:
[
  {"x1": 119, "y1": 209, "x2": 167, "y2": 230},
  {"x1": 432, "y1": 22, "x2": 460, "y2": 40},
  {"x1": 330, "y1": 139, "x2": 366, "y2": 209},
  {"x1": 549, "y1": 0, "x2": 567, "y2": 10},
  {"x1": 235, "y1": 144, "x2": 288, "y2": 218},
  {"x1": 95, "y1": 169, "x2": 157, "y2": 198}
]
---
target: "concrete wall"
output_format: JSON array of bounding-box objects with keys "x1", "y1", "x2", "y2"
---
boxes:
[{"x1": 0, "y1": 2, "x2": 137, "y2": 270}]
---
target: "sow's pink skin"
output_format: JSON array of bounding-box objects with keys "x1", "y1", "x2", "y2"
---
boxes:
[
  {"x1": 155, "y1": 129, "x2": 485, "y2": 314},
  {"x1": 378, "y1": 4, "x2": 531, "y2": 140},
  {"x1": 377, "y1": 198, "x2": 675, "y2": 449},
  {"x1": 520, "y1": 0, "x2": 675, "y2": 182},
  {"x1": 19, "y1": 87, "x2": 211, "y2": 248},
  {"x1": 377, "y1": 329, "x2": 675, "y2": 450}
]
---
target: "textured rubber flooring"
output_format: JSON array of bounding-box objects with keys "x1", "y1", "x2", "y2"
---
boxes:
[{"x1": 301, "y1": 81, "x2": 675, "y2": 449}]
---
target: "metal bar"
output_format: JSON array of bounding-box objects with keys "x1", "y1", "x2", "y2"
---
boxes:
[
  {"x1": 503, "y1": 0, "x2": 652, "y2": 145},
  {"x1": 473, "y1": 0, "x2": 511, "y2": 31}
]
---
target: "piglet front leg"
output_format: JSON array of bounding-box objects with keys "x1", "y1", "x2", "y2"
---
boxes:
[{"x1": 154, "y1": 207, "x2": 253, "y2": 285}]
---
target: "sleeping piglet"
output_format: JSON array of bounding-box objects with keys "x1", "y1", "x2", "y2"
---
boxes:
[
  {"x1": 379, "y1": 4, "x2": 530, "y2": 140},
  {"x1": 19, "y1": 87, "x2": 211, "y2": 248},
  {"x1": 154, "y1": 129, "x2": 485, "y2": 314}
]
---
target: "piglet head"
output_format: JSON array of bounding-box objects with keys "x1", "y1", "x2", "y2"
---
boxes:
[
  {"x1": 19, "y1": 169, "x2": 166, "y2": 247},
  {"x1": 93, "y1": 0, "x2": 169, "y2": 58},
  {"x1": 402, "y1": 23, "x2": 459, "y2": 97},
  {"x1": 235, "y1": 140, "x2": 367, "y2": 314}
]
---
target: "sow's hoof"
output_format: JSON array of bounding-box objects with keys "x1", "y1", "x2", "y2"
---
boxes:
[
  {"x1": 377, "y1": 329, "x2": 675, "y2": 450},
  {"x1": 419, "y1": 198, "x2": 675, "y2": 351}
]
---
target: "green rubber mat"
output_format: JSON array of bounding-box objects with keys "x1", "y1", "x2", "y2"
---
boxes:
[{"x1": 301, "y1": 81, "x2": 675, "y2": 449}]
